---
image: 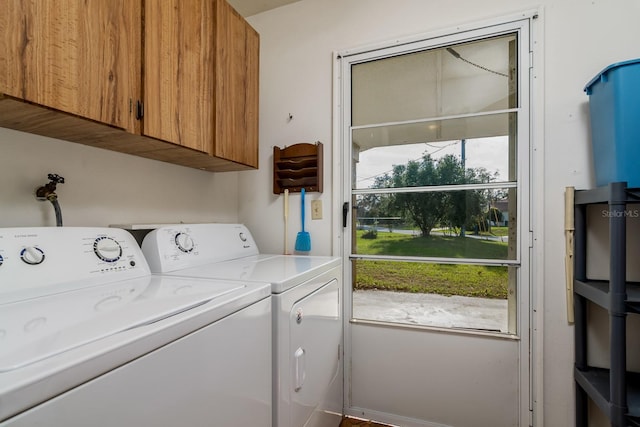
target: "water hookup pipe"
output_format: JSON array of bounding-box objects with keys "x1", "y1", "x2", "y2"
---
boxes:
[{"x1": 35, "y1": 173, "x2": 65, "y2": 227}]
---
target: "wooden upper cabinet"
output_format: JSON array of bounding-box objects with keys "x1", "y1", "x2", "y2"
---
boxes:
[
  {"x1": 0, "y1": 0, "x2": 142, "y2": 133},
  {"x1": 144, "y1": 0, "x2": 259, "y2": 168},
  {"x1": 214, "y1": 0, "x2": 259, "y2": 168},
  {"x1": 144, "y1": 0, "x2": 214, "y2": 154},
  {"x1": 0, "y1": 0, "x2": 259, "y2": 171}
]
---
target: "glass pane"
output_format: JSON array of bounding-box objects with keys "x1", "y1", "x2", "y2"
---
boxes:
[
  {"x1": 351, "y1": 34, "x2": 517, "y2": 126},
  {"x1": 351, "y1": 259, "x2": 514, "y2": 332},
  {"x1": 353, "y1": 112, "x2": 515, "y2": 156},
  {"x1": 354, "y1": 189, "x2": 516, "y2": 260},
  {"x1": 353, "y1": 113, "x2": 516, "y2": 189}
]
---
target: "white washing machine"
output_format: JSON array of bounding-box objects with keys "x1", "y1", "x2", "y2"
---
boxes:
[
  {"x1": 0, "y1": 227, "x2": 271, "y2": 426},
  {"x1": 141, "y1": 223, "x2": 343, "y2": 427}
]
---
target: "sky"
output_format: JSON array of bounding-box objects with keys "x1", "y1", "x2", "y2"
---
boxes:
[{"x1": 355, "y1": 137, "x2": 509, "y2": 189}]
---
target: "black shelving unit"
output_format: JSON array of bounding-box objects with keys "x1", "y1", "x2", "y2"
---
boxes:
[{"x1": 574, "y1": 181, "x2": 640, "y2": 427}]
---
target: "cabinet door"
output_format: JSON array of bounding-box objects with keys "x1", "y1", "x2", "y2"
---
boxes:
[
  {"x1": 144, "y1": 0, "x2": 259, "y2": 167},
  {"x1": 144, "y1": 0, "x2": 216, "y2": 154},
  {"x1": 0, "y1": 0, "x2": 142, "y2": 133},
  {"x1": 214, "y1": 0, "x2": 259, "y2": 167}
]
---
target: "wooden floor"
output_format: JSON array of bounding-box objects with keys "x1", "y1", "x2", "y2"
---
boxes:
[{"x1": 340, "y1": 416, "x2": 394, "y2": 427}]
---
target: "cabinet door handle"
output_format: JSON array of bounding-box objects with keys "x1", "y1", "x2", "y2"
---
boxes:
[{"x1": 135, "y1": 101, "x2": 144, "y2": 120}]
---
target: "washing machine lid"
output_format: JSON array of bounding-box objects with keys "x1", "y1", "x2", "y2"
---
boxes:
[
  {"x1": 0, "y1": 275, "x2": 258, "y2": 373},
  {"x1": 163, "y1": 254, "x2": 341, "y2": 294}
]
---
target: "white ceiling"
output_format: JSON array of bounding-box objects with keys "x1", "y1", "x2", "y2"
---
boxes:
[{"x1": 227, "y1": 0, "x2": 300, "y2": 17}]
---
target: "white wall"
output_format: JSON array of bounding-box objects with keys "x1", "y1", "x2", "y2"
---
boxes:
[
  {"x1": 242, "y1": 0, "x2": 640, "y2": 425},
  {"x1": 0, "y1": 127, "x2": 239, "y2": 228}
]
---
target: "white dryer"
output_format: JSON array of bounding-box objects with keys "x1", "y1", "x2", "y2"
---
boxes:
[
  {"x1": 0, "y1": 227, "x2": 271, "y2": 427},
  {"x1": 142, "y1": 223, "x2": 343, "y2": 427}
]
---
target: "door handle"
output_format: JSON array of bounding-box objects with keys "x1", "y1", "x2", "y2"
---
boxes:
[
  {"x1": 294, "y1": 347, "x2": 306, "y2": 392},
  {"x1": 343, "y1": 202, "x2": 349, "y2": 228}
]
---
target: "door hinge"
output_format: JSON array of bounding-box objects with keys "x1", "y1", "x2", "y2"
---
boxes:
[{"x1": 135, "y1": 100, "x2": 144, "y2": 120}]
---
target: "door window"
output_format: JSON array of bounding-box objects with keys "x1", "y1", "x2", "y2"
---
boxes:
[{"x1": 347, "y1": 33, "x2": 523, "y2": 334}]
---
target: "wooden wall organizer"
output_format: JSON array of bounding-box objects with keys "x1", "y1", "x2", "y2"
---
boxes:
[{"x1": 273, "y1": 142, "x2": 323, "y2": 194}]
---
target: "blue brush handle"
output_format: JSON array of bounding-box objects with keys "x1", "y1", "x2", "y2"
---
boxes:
[{"x1": 301, "y1": 188, "x2": 305, "y2": 232}]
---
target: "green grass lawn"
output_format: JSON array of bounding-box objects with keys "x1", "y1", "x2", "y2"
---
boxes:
[
  {"x1": 356, "y1": 229, "x2": 509, "y2": 259},
  {"x1": 354, "y1": 230, "x2": 510, "y2": 299},
  {"x1": 479, "y1": 226, "x2": 509, "y2": 237}
]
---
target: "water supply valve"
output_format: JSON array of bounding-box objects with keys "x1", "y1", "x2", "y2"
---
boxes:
[{"x1": 35, "y1": 173, "x2": 65, "y2": 201}]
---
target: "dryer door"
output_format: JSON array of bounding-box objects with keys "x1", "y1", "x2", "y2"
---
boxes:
[{"x1": 288, "y1": 279, "x2": 340, "y2": 427}]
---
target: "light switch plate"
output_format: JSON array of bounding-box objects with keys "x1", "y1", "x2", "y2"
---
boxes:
[{"x1": 311, "y1": 200, "x2": 322, "y2": 220}]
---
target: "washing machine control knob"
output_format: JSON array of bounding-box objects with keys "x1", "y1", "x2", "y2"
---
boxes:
[
  {"x1": 93, "y1": 237, "x2": 122, "y2": 263},
  {"x1": 239, "y1": 232, "x2": 247, "y2": 242},
  {"x1": 174, "y1": 232, "x2": 195, "y2": 253},
  {"x1": 20, "y1": 246, "x2": 45, "y2": 265},
  {"x1": 0, "y1": 254, "x2": 3, "y2": 267}
]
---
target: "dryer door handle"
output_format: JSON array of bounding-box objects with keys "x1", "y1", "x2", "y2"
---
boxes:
[{"x1": 294, "y1": 347, "x2": 306, "y2": 392}]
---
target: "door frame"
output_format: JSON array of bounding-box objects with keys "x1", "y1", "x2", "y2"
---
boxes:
[{"x1": 331, "y1": 9, "x2": 544, "y2": 427}]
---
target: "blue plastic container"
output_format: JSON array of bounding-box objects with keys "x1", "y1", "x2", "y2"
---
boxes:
[{"x1": 584, "y1": 58, "x2": 640, "y2": 188}]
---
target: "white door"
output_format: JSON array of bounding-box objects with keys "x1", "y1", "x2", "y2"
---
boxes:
[{"x1": 337, "y1": 16, "x2": 534, "y2": 427}]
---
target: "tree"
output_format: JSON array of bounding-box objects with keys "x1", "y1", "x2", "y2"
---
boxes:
[
  {"x1": 390, "y1": 154, "x2": 443, "y2": 236},
  {"x1": 487, "y1": 207, "x2": 504, "y2": 225},
  {"x1": 437, "y1": 155, "x2": 467, "y2": 235},
  {"x1": 359, "y1": 173, "x2": 394, "y2": 218},
  {"x1": 384, "y1": 152, "x2": 496, "y2": 237},
  {"x1": 358, "y1": 173, "x2": 399, "y2": 231},
  {"x1": 450, "y1": 166, "x2": 498, "y2": 235}
]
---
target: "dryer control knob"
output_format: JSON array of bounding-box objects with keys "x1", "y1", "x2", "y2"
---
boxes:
[
  {"x1": 175, "y1": 232, "x2": 195, "y2": 253},
  {"x1": 0, "y1": 254, "x2": 3, "y2": 267},
  {"x1": 20, "y1": 246, "x2": 45, "y2": 265},
  {"x1": 94, "y1": 237, "x2": 122, "y2": 263}
]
